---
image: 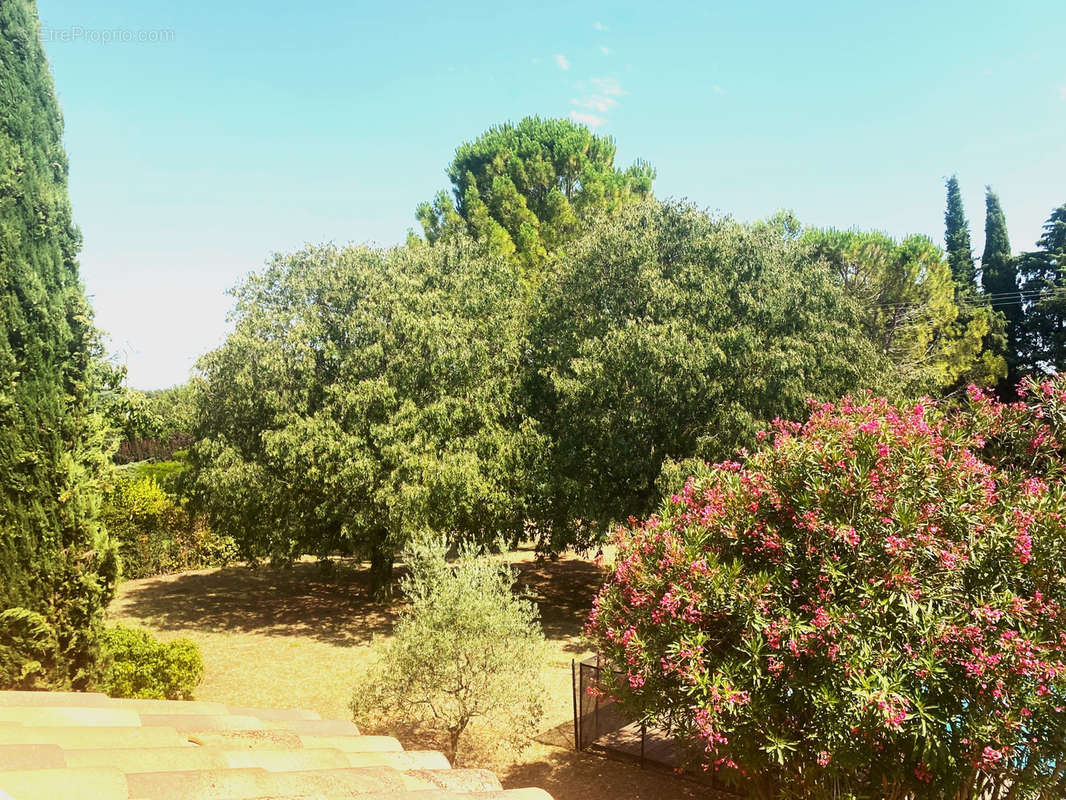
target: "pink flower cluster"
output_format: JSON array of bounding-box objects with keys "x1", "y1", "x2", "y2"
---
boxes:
[{"x1": 587, "y1": 377, "x2": 1066, "y2": 794}]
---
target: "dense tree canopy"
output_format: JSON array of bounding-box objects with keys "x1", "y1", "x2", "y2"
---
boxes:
[
  {"x1": 803, "y1": 228, "x2": 1004, "y2": 393},
  {"x1": 522, "y1": 202, "x2": 886, "y2": 551},
  {"x1": 112, "y1": 383, "x2": 197, "y2": 463},
  {"x1": 417, "y1": 116, "x2": 654, "y2": 277},
  {"x1": 1018, "y1": 204, "x2": 1066, "y2": 374},
  {"x1": 0, "y1": 0, "x2": 115, "y2": 688},
  {"x1": 189, "y1": 239, "x2": 542, "y2": 591}
]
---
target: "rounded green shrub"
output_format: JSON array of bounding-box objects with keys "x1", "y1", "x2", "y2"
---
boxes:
[{"x1": 99, "y1": 626, "x2": 204, "y2": 700}]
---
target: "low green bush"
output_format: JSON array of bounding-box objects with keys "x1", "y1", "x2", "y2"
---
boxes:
[
  {"x1": 99, "y1": 626, "x2": 203, "y2": 700},
  {"x1": 102, "y1": 474, "x2": 236, "y2": 579},
  {"x1": 122, "y1": 459, "x2": 189, "y2": 496}
]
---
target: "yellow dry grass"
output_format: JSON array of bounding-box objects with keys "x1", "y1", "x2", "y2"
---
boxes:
[{"x1": 107, "y1": 549, "x2": 724, "y2": 800}]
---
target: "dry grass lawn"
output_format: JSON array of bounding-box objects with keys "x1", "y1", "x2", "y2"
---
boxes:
[{"x1": 108, "y1": 548, "x2": 726, "y2": 800}]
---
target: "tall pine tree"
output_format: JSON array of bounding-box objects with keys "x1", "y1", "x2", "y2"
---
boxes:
[
  {"x1": 0, "y1": 0, "x2": 116, "y2": 689},
  {"x1": 945, "y1": 175, "x2": 977, "y2": 296},
  {"x1": 981, "y1": 188, "x2": 1022, "y2": 393},
  {"x1": 940, "y1": 176, "x2": 1008, "y2": 391},
  {"x1": 1018, "y1": 204, "x2": 1066, "y2": 374}
]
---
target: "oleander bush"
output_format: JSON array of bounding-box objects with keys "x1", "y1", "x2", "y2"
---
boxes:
[
  {"x1": 99, "y1": 626, "x2": 203, "y2": 700},
  {"x1": 588, "y1": 377, "x2": 1066, "y2": 800}
]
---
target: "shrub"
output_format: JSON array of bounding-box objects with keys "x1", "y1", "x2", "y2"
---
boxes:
[
  {"x1": 587, "y1": 378, "x2": 1066, "y2": 800},
  {"x1": 0, "y1": 609, "x2": 61, "y2": 689},
  {"x1": 351, "y1": 537, "x2": 547, "y2": 765},
  {"x1": 124, "y1": 460, "x2": 189, "y2": 496},
  {"x1": 102, "y1": 475, "x2": 236, "y2": 580},
  {"x1": 99, "y1": 626, "x2": 203, "y2": 700}
]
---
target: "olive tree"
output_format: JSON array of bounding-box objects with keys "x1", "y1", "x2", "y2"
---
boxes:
[{"x1": 350, "y1": 537, "x2": 547, "y2": 764}]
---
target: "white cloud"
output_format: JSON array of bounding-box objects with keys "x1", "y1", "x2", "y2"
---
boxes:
[
  {"x1": 570, "y1": 110, "x2": 605, "y2": 127},
  {"x1": 555, "y1": 53, "x2": 569, "y2": 70},
  {"x1": 1059, "y1": 86, "x2": 1066, "y2": 100},
  {"x1": 600, "y1": 45, "x2": 611, "y2": 55},
  {"x1": 712, "y1": 84, "x2": 725, "y2": 95},
  {"x1": 594, "y1": 21, "x2": 607, "y2": 31},
  {"x1": 572, "y1": 95, "x2": 617, "y2": 113},
  {"x1": 589, "y1": 76, "x2": 625, "y2": 96}
]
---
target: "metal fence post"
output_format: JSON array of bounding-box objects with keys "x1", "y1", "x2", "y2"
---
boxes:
[
  {"x1": 640, "y1": 720, "x2": 646, "y2": 769},
  {"x1": 571, "y1": 659, "x2": 580, "y2": 751}
]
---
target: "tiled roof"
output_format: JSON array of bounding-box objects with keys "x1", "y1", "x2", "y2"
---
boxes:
[{"x1": 0, "y1": 691, "x2": 552, "y2": 799}]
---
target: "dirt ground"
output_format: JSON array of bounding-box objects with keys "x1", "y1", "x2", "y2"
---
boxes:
[{"x1": 108, "y1": 549, "x2": 726, "y2": 800}]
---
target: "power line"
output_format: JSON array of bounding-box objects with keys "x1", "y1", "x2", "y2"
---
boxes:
[{"x1": 875, "y1": 287, "x2": 1066, "y2": 313}]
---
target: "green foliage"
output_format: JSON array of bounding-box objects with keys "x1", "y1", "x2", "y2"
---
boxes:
[
  {"x1": 417, "y1": 116, "x2": 654, "y2": 278},
  {"x1": 524, "y1": 200, "x2": 886, "y2": 551},
  {"x1": 0, "y1": 0, "x2": 115, "y2": 690},
  {"x1": 99, "y1": 626, "x2": 203, "y2": 700},
  {"x1": 102, "y1": 474, "x2": 235, "y2": 580},
  {"x1": 804, "y1": 228, "x2": 1004, "y2": 393},
  {"x1": 980, "y1": 189, "x2": 1021, "y2": 393},
  {"x1": 1018, "y1": 203, "x2": 1066, "y2": 374},
  {"x1": 944, "y1": 175, "x2": 977, "y2": 294},
  {"x1": 189, "y1": 239, "x2": 542, "y2": 592},
  {"x1": 350, "y1": 536, "x2": 546, "y2": 764},
  {"x1": 115, "y1": 383, "x2": 197, "y2": 464},
  {"x1": 122, "y1": 460, "x2": 188, "y2": 495},
  {"x1": 0, "y1": 608, "x2": 61, "y2": 689},
  {"x1": 589, "y1": 378, "x2": 1066, "y2": 800}
]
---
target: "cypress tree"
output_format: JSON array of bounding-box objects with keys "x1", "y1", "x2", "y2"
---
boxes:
[
  {"x1": 1018, "y1": 204, "x2": 1066, "y2": 373},
  {"x1": 940, "y1": 177, "x2": 1009, "y2": 393},
  {"x1": 981, "y1": 188, "x2": 1022, "y2": 392},
  {"x1": 0, "y1": 0, "x2": 116, "y2": 688},
  {"x1": 945, "y1": 175, "x2": 977, "y2": 295}
]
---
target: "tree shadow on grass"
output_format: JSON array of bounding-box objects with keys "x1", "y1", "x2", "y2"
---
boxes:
[
  {"x1": 109, "y1": 559, "x2": 400, "y2": 647},
  {"x1": 110, "y1": 549, "x2": 607, "y2": 652},
  {"x1": 510, "y1": 552, "x2": 605, "y2": 655},
  {"x1": 500, "y1": 745, "x2": 731, "y2": 800}
]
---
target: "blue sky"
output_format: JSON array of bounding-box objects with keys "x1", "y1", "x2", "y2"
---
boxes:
[{"x1": 37, "y1": 0, "x2": 1066, "y2": 389}]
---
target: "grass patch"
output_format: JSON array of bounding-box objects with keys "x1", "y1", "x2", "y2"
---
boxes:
[{"x1": 108, "y1": 548, "x2": 723, "y2": 799}]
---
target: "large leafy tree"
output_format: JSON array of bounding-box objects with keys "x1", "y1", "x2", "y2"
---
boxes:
[
  {"x1": 417, "y1": 116, "x2": 654, "y2": 279},
  {"x1": 803, "y1": 229, "x2": 1004, "y2": 393},
  {"x1": 0, "y1": 0, "x2": 116, "y2": 688},
  {"x1": 189, "y1": 240, "x2": 542, "y2": 592},
  {"x1": 980, "y1": 188, "x2": 1022, "y2": 392},
  {"x1": 1017, "y1": 203, "x2": 1066, "y2": 373},
  {"x1": 944, "y1": 175, "x2": 977, "y2": 295},
  {"x1": 523, "y1": 202, "x2": 885, "y2": 551}
]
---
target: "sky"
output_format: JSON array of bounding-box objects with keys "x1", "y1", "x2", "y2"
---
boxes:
[{"x1": 36, "y1": 0, "x2": 1066, "y2": 389}]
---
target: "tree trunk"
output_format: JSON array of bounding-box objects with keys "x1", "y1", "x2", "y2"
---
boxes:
[
  {"x1": 446, "y1": 718, "x2": 469, "y2": 766},
  {"x1": 368, "y1": 539, "x2": 394, "y2": 600}
]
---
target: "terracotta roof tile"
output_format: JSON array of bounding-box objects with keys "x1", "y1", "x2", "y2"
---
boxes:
[{"x1": 0, "y1": 691, "x2": 552, "y2": 800}]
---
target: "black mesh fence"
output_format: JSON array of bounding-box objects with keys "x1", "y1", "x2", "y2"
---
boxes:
[
  {"x1": 573, "y1": 655, "x2": 644, "y2": 756},
  {"x1": 572, "y1": 655, "x2": 734, "y2": 793}
]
